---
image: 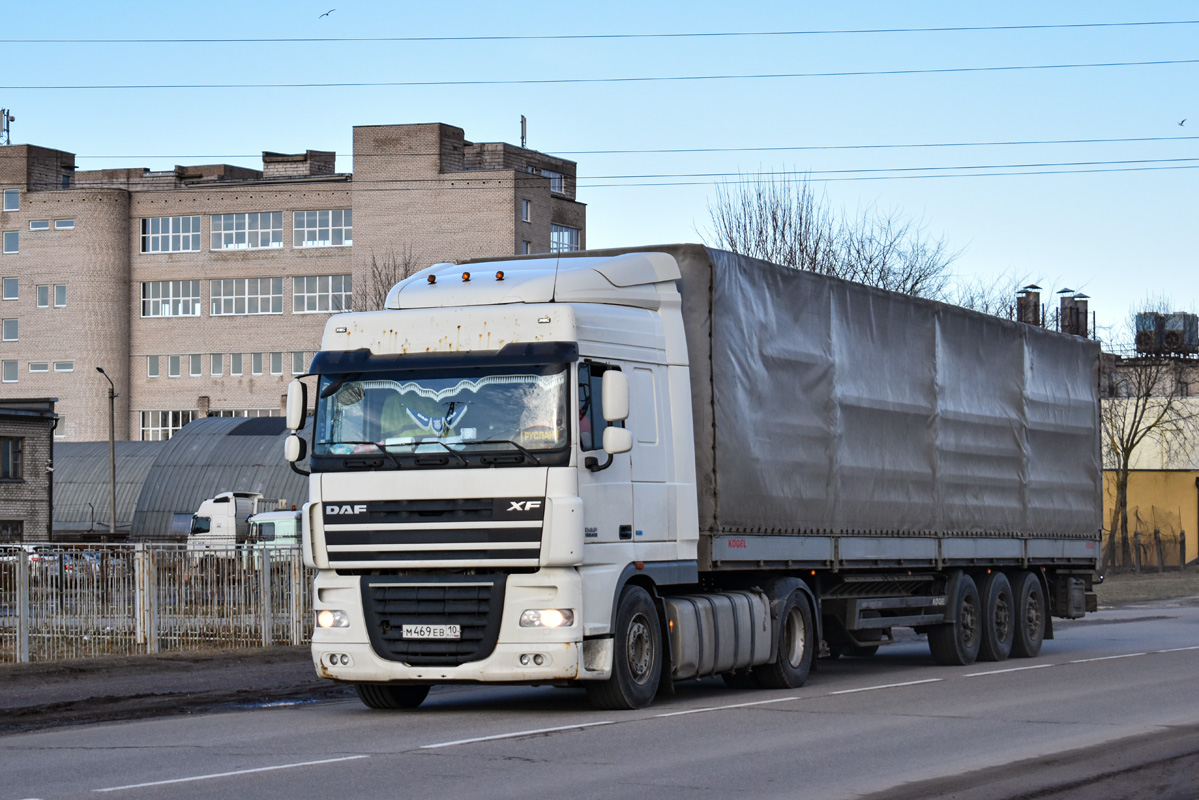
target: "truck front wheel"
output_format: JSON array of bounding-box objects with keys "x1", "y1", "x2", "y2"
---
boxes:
[
  {"x1": 753, "y1": 591, "x2": 815, "y2": 689},
  {"x1": 354, "y1": 683, "x2": 431, "y2": 710},
  {"x1": 586, "y1": 585, "x2": 662, "y2": 710}
]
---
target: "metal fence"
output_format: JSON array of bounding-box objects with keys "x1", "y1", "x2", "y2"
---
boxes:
[
  {"x1": 0, "y1": 543, "x2": 314, "y2": 663},
  {"x1": 1102, "y1": 505, "x2": 1190, "y2": 572}
]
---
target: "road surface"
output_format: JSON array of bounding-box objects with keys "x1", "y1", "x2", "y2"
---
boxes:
[{"x1": 3, "y1": 600, "x2": 1198, "y2": 800}]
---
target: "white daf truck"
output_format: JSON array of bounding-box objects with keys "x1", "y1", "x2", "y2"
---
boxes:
[{"x1": 284, "y1": 244, "x2": 1101, "y2": 710}]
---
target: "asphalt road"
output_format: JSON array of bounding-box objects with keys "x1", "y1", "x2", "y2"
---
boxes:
[{"x1": 4, "y1": 601, "x2": 1199, "y2": 800}]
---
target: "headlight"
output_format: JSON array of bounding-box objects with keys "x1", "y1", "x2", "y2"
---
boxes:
[
  {"x1": 316, "y1": 609, "x2": 350, "y2": 629},
  {"x1": 519, "y1": 608, "x2": 575, "y2": 628}
]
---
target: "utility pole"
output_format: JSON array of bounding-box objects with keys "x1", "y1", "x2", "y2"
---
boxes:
[{"x1": 96, "y1": 367, "x2": 117, "y2": 538}]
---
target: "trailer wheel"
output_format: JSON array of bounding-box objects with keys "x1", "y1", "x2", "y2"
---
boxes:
[
  {"x1": 977, "y1": 572, "x2": 1014, "y2": 662},
  {"x1": 1009, "y1": 570, "x2": 1046, "y2": 658},
  {"x1": 586, "y1": 585, "x2": 661, "y2": 710},
  {"x1": 754, "y1": 591, "x2": 815, "y2": 689},
  {"x1": 354, "y1": 683, "x2": 430, "y2": 710},
  {"x1": 928, "y1": 572, "x2": 981, "y2": 666}
]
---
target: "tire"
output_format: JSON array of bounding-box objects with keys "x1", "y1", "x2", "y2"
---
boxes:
[
  {"x1": 753, "y1": 591, "x2": 815, "y2": 689},
  {"x1": 976, "y1": 572, "x2": 1014, "y2": 662},
  {"x1": 1009, "y1": 570, "x2": 1046, "y2": 659},
  {"x1": 354, "y1": 683, "x2": 430, "y2": 710},
  {"x1": 586, "y1": 585, "x2": 662, "y2": 710},
  {"x1": 928, "y1": 572, "x2": 982, "y2": 666}
]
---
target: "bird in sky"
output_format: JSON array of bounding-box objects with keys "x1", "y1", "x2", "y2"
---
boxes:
[
  {"x1": 319, "y1": 8, "x2": 335, "y2": 17},
  {"x1": 1180, "y1": 119, "x2": 1187, "y2": 126}
]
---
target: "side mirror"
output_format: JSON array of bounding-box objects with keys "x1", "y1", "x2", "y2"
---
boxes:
[
  {"x1": 601, "y1": 370, "x2": 629, "y2": 422},
  {"x1": 602, "y1": 426, "x2": 633, "y2": 455},
  {"x1": 286, "y1": 380, "x2": 307, "y2": 430},
  {"x1": 284, "y1": 433, "x2": 307, "y2": 463}
]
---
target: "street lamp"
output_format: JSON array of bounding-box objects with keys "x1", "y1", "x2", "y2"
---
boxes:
[{"x1": 96, "y1": 367, "x2": 116, "y2": 539}]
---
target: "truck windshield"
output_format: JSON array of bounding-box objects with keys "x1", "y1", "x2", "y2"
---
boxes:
[{"x1": 312, "y1": 363, "x2": 569, "y2": 468}]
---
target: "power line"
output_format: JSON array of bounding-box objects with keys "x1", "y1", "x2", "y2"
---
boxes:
[
  {"x1": 11, "y1": 135, "x2": 1193, "y2": 161},
  {"x1": 2, "y1": 19, "x2": 1196, "y2": 44},
  {"x1": 3, "y1": 58, "x2": 1197, "y2": 91}
]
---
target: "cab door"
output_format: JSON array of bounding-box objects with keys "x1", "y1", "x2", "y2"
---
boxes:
[{"x1": 576, "y1": 362, "x2": 633, "y2": 550}]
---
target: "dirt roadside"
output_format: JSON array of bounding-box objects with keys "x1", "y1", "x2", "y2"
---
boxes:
[{"x1": 2, "y1": 571, "x2": 1197, "y2": 736}]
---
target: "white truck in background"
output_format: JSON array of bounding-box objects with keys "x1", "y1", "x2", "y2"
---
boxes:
[
  {"x1": 187, "y1": 492, "x2": 291, "y2": 555},
  {"x1": 284, "y1": 244, "x2": 1101, "y2": 711}
]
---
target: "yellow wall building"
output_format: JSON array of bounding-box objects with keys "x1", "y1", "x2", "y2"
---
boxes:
[{"x1": 1103, "y1": 470, "x2": 1199, "y2": 565}]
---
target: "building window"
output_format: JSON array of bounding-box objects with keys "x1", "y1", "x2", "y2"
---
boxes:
[
  {"x1": 29, "y1": 220, "x2": 50, "y2": 231},
  {"x1": 292, "y1": 274, "x2": 352, "y2": 313},
  {"x1": 141, "y1": 215, "x2": 201, "y2": 253},
  {"x1": 2, "y1": 190, "x2": 17, "y2": 212},
  {"x1": 147, "y1": 355, "x2": 159, "y2": 378},
  {"x1": 2, "y1": 277, "x2": 15, "y2": 300},
  {"x1": 252, "y1": 353, "x2": 263, "y2": 376},
  {"x1": 0, "y1": 520, "x2": 22, "y2": 542},
  {"x1": 55, "y1": 219, "x2": 75, "y2": 230},
  {"x1": 269, "y1": 352, "x2": 283, "y2": 375},
  {"x1": 140, "y1": 410, "x2": 195, "y2": 441},
  {"x1": 0, "y1": 437, "x2": 22, "y2": 479},
  {"x1": 53, "y1": 361, "x2": 73, "y2": 372},
  {"x1": 542, "y1": 169, "x2": 565, "y2": 194},
  {"x1": 55, "y1": 415, "x2": 66, "y2": 438},
  {"x1": 168, "y1": 355, "x2": 180, "y2": 378},
  {"x1": 293, "y1": 209, "x2": 352, "y2": 248},
  {"x1": 29, "y1": 362, "x2": 48, "y2": 373},
  {"x1": 292, "y1": 351, "x2": 306, "y2": 375},
  {"x1": 210, "y1": 277, "x2": 283, "y2": 315},
  {"x1": 36, "y1": 285, "x2": 48, "y2": 307},
  {"x1": 521, "y1": 200, "x2": 531, "y2": 222},
  {"x1": 207, "y1": 408, "x2": 279, "y2": 418},
  {"x1": 211, "y1": 353, "x2": 223, "y2": 377},
  {"x1": 230, "y1": 353, "x2": 243, "y2": 376},
  {"x1": 1, "y1": 360, "x2": 15, "y2": 382},
  {"x1": 522, "y1": 241, "x2": 532, "y2": 254},
  {"x1": 211, "y1": 212, "x2": 284, "y2": 250},
  {"x1": 54, "y1": 284, "x2": 66, "y2": 307},
  {"x1": 2, "y1": 318, "x2": 16, "y2": 340},
  {"x1": 189, "y1": 354, "x2": 202, "y2": 377},
  {"x1": 551, "y1": 224, "x2": 580, "y2": 253},
  {"x1": 141, "y1": 280, "x2": 201, "y2": 318},
  {"x1": 3, "y1": 232, "x2": 18, "y2": 253}
]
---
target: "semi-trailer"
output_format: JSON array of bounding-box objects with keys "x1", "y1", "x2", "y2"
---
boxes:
[{"x1": 284, "y1": 244, "x2": 1100, "y2": 710}]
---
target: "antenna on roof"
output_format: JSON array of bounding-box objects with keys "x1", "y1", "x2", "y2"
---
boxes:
[
  {"x1": 520, "y1": 115, "x2": 527, "y2": 149},
  {"x1": 0, "y1": 110, "x2": 13, "y2": 146}
]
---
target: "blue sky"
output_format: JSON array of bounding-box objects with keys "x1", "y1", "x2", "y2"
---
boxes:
[{"x1": 3, "y1": 1, "x2": 1194, "y2": 343}]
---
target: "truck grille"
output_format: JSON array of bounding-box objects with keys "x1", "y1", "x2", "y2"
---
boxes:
[
  {"x1": 361, "y1": 575, "x2": 506, "y2": 666},
  {"x1": 323, "y1": 497, "x2": 545, "y2": 570}
]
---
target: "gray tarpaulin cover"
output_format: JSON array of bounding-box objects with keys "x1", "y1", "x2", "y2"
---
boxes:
[{"x1": 667, "y1": 245, "x2": 1100, "y2": 540}]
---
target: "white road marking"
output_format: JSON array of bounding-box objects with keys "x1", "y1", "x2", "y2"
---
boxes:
[
  {"x1": 421, "y1": 721, "x2": 614, "y2": 749},
  {"x1": 655, "y1": 696, "x2": 800, "y2": 718},
  {"x1": 93, "y1": 755, "x2": 368, "y2": 793},
  {"x1": 1069, "y1": 652, "x2": 1147, "y2": 663},
  {"x1": 966, "y1": 664, "x2": 1053, "y2": 677},
  {"x1": 1157, "y1": 646, "x2": 1199, "y2": 653},
  {"x1": 829, "y1": 678, "x2": 942, "y2": 695}
]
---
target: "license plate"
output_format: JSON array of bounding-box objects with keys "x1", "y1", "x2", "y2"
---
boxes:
[{"x1": 402, "y1": 624, "x2": 461, "y2": 640}]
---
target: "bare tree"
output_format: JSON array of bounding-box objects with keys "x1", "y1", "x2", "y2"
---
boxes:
[
  {"x1": 1101, "y1": 347, "x2": 1199, "y2": 570},
  {"x1": 948, "y1": 269, "x2": 1029, "y2": 317},
  {"x1": 704, "y1": 172, "x2": 960, "y2": 299},
  {"x1": 360, "y1": 247, "x2": 423, "y2": 310}
]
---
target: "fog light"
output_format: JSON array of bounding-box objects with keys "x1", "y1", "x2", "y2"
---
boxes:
[
  {"x1": 533, "y1": 654, "x2": 545, "y2": 666},
  {"x1": 316, "y1": 609, "x2": 350, "y2": 629},
  {"x1": 519, "y1": 608, "x2": 575, "y2": 628},
  {"x1": 520, "y1": 654, "x2": 531, "y2": 665}
]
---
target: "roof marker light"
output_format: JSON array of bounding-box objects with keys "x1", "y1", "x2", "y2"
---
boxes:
[
  {"x1": 427, "y1": 275, "x2": 437, "y2": 285},
  {"x1": 462, "y1": 272, "x2": 471, "y2": 282},
  {"x1": 496, "y1": 270, "x2": 505, "y2": 281}
]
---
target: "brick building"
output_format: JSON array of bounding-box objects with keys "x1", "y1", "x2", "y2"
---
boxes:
[
  {"x1": 0, "y1": 122, "x2": 585, "y2": 441},
  {"x1": 0, "y1": 397, "x2": 57, "y2": 542}
]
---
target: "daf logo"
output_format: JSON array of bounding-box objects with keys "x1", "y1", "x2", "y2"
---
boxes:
[
  {"x1": 508, "y1": 500, "x2": 542, "y2": 512},
  {"x1": 327, "y1": 504, "x2": 367, "y2": 515}
]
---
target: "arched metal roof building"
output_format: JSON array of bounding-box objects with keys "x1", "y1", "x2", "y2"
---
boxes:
[{"x1": 53, "y1": 416, "x2": 310, "y2": 541}]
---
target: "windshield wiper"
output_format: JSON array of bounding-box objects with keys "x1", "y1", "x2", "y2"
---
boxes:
[
  {"x1": 317, "y1": 440, "x2": 402, "y2": 470},
  {"x1": 473, "y1": 439, "x2": 543, "y2": 466},
  {"x1": 409, "y1": 439, "x2": 468, "y2": 466}
]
